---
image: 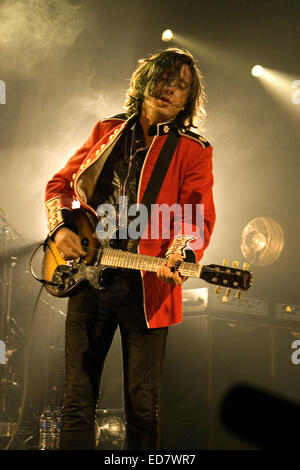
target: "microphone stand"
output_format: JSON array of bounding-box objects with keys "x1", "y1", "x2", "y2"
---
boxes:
[{"x1": 0, "y1": 208, "x2": 25, "y2": 421}]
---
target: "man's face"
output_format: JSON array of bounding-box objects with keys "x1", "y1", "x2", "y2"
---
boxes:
[{"x1": 142, "y1": 64, "x2": 192, "y2": 123}]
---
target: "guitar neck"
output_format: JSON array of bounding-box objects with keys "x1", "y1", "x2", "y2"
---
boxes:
[{"x1": 100, "y1": 248, "x2": 202, "y2": 278}]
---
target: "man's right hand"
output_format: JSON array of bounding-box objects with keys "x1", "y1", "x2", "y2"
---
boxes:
[{"x1": 54, "y1": 227, "x2": 86, "y2": 260}]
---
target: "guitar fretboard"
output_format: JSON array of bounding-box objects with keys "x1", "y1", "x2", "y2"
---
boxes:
[{"x1": 100, "y1": 248, "x2": 202, "y2": 278}]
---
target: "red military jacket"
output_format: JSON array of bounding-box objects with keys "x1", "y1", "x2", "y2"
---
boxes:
[{"x1": 45, "y1": 114, "x2": 216, "y2": 328}]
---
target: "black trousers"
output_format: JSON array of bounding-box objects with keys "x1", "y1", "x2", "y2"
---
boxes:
[{"x1": 60, "y1": 270, "x2": 168, "y2": 450}]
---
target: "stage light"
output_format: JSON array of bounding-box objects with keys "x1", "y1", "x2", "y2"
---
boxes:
[
  {"x1": 162, "y1": 29, "x2": 173, "y2": 42},
  {"x1": 250, "y1": 67, "x2": 300, "y2": 122},
  {"x1": 240, "y1": 217, "x2": 284, "y2": 266},
  {"x1": 251, "y1": 65, "x2": 264, "y2": 77},
  {"x1": 95, "y1": 408, "x2": 125, "y2": 450}
]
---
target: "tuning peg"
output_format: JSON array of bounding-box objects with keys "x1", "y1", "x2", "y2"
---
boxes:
[
  {"x1": 223, "y1": 258, "x2": 229, "y2": 266},
  {"x1": 235, "y1": 290, "x2": 242, "y2": 299},
  {"x1": 221, "y1": 295, "x2": 228, "y2": 303},
  {"x1": 225, "y1": 288, "x2": 231, "y2": 297},
  {"x1": 215, "y1": 286, "x2": 221, "y2": 294},
  {"x1": 232, "y1": 260, "x2": 239, "y2": 268},
  {"x1": 243, "y1": 262, "x2": 249, "y2": 270}
]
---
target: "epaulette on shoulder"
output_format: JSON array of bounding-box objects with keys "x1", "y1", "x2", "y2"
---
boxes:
[
  {"x1": 178, "y1": 128, "x2": 211, "y2": 148},
  {"x1": 101, "y1": 113, "x2": 127, "y2": 122}
]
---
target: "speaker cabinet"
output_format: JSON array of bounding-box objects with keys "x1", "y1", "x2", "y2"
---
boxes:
[
  {"x1": 273, "y1": 326, "x2": 300, "y2": 403},
  {"x1": 161, "y1": 315, "x2": 210, "y2": 449},
  {"x1": 209, "y1": 317, "x2": 273, "y2": 449}
]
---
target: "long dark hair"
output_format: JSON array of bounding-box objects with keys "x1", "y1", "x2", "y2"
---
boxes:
[{"x1": 125, "y1": 48, "x2": 206, "y2": 129}]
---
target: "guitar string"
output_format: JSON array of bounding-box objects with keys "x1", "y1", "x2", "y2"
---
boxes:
[
  {"x1": 50, "y1": 239, "x2": 248, "y2": 283},
  {"x1": 63, "y1": 246, "x2": 246, "y2": 270},
  {"x1": 68, "y1": 246, "x2": 248, "y2": 273},
  {"x1": 48, "y1": 248, "x2": 247, "y2": 287},
  {"x1": 56, "y1": 252, "x2": 246, "y2": 283}
]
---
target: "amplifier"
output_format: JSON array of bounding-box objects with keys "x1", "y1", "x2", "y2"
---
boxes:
[
  {"x1": 182, "y1": 287, "x2": 269, "y2": 319},
  {"x1": 209, "y1": 292, "x2": 269, "y2": 318},
  {"x1": 182, "y1": 288, "x2": 208, "y2": 314},
  {"x1": 274, "y1": 303, "x2": 300, "y2": 322}
]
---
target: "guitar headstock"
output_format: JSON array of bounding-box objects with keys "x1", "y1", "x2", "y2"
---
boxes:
[{"x1": 201, "y1": 260, "x2": 253, "y2": 298}]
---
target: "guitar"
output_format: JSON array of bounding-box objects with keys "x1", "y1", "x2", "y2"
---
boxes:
[{"x1": 42, "y1": 209, "x2": 253, "y2": 298}]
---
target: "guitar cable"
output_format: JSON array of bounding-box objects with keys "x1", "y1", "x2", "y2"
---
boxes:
[{"x1": 30, "y1": 242, "x2": 62, "y2": 287}]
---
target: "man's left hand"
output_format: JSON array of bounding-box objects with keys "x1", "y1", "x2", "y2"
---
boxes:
[{"x1": 156, "y1": 253, "x2": 187, "y2": 285}]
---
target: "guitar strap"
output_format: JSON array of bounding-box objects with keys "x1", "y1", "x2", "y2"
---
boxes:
[{"x1": 127, "y1": 128, "x2": 180, "y2": 252}]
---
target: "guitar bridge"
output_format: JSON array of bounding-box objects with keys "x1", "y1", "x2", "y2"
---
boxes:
[{"x1": 52, "y1": 265, "x2": 75, "y2": 293}]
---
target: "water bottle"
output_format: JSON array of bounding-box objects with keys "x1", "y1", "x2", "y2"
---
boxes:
[
  {"x1": 52, "y1": 406, "x2": 62, "y2": 450},
  {"x1": 39, "y1": 406, "x2": 54, "y2": 450}
]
